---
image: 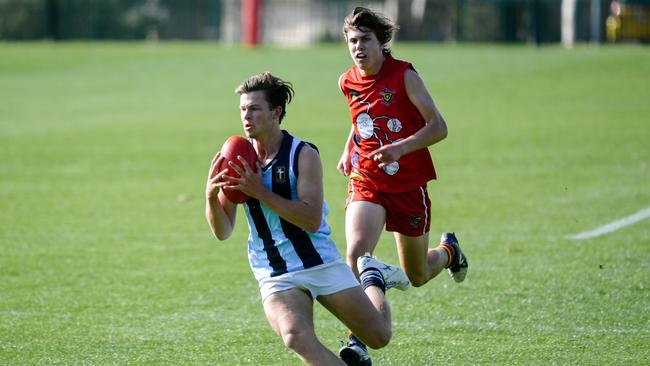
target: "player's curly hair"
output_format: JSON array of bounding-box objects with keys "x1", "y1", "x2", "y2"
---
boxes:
[
  {"x1": 235, "y1": 72, "x2": 294, "y2": 123},
  {"x1": 342, "y1": 7, "x2": 399, "y2": 55}
]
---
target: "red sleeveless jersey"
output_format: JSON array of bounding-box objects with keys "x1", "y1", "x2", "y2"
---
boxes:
[{"x1": 339, "y1": 54, "x2": 436, "y2": 193}]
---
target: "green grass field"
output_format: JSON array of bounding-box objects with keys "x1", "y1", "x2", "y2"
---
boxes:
[{"x1": 1, "y1": 42, "x2": 649, "y2": 365}]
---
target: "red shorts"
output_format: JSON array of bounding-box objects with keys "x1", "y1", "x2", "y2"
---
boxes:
[{"x1": 346, "y1": 180, "x2": 431, "y2": 237}]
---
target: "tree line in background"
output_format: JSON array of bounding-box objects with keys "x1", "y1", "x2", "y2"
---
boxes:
[{"x1": 0, "y1": 0, "x2": 648, "y2": 44}]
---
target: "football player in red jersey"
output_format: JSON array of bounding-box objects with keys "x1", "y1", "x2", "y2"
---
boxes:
[{"x1": 336, "y1": 8, "x2": 469, "y2": 365}]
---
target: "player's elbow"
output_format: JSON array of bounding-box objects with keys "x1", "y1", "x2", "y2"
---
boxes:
[
  {"x1": 301, "y1": 212, "x2": 322, "y2": 233},
  {"x1": 428, "y1": 117, "x2": 447, "y2": 143},
  {"x1": 365, "y1": 330, "x2": 391, "y2": 349},
  {"x1": 209, "y1": 225, "x2": 232, "y2": 241},
  {"x1": 304, "y1": 220, "x2": 321, "y2": 234},
  {"x1": 437, "y1": 121, "x2": 448, "y2": 141},
  {"x1": 301, "y1": 205, "x2": 323, "y2": 233},
  {"x1": 214, "y1": 231, "x2": 231, "y2": 241}
]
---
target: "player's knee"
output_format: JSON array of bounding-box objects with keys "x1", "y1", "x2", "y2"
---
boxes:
[
  {"x1": 406, "y1": 270, "x2": 430, "y2": 287},
  {"x1": 347, "y1": 246, "x2": 366, "y2": 260},
  {"x1": 345, "y1": 251, "x2": 356, "y2": 265},
  {"x1": 365, "y1": 329, "x2": 391, "y2": 349},
  {"x1": 346, "y1": 249, "x2": 365, "y2": 271},
  {"x1": 281, "y1": 329, "x2": 312, "y2": 354}
]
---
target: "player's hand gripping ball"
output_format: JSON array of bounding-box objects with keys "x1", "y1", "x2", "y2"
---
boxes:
[{"x1": 217, "y1": 135, "x2": 258, "y2": 203}]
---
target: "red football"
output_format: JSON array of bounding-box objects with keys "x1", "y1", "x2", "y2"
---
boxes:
[{"x1": 217, "y1": 135, "x2": 258, "y2": 203}]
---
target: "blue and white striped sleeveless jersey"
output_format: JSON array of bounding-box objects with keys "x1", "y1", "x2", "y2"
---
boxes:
[{"x1": 243, "y1": 131, "x2": 342, "y2": 282}]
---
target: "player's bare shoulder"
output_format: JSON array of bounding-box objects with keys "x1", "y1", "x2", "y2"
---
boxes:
[
  {"x1": 403, "y1": 67, "x2": 427, "y2": 92},
  {"x1": 338, "y1": 73, "x2": 347, "y2": 93},
  {"x1": 297, "y1": 143, "x2": 323, "y2": 176},
  {"x1": 299, "y1": 142, "x2": 321, "y2": 162}
]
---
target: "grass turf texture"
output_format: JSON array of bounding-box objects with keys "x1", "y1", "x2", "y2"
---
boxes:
[{"x1": 1, "y1": 42, "x2": 648, "y2": 365}]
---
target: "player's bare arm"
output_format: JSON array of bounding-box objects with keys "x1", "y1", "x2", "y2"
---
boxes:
[
  {"x1": 402, "y1": 68, "x2": 448, "y2": 149},
  {"x1": 369, "y1": 69, "x2": 448, "y2": 167},
  {"x1": 227, "y1": 146, "x2": 324, "y2": 233},
  {"x1": 337, "y1": 126, "x2": 355, "y2": 176},
  {"x1": 337, "y1": 73, "x2": 355, "y2": 176},
  {"x1": 264, "y1": 146, "x2": 324, "y2": 233},
  {"x1": 205, "y1": 153, "x2": 238, "y2": 240}
]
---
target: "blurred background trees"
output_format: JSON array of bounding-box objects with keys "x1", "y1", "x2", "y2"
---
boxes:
[{"x1": 0, "y1": 0, "x2": 648, "y2": 44}]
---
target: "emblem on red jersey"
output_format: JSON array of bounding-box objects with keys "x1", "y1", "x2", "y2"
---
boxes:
[{"x1": 380, "y1": 88, "x2": 395, "y2": 105}]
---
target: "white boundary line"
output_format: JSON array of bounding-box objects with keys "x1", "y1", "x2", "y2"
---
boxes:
[{"x1": 568, "y1": 207, "x2": 650, "y2": 240}]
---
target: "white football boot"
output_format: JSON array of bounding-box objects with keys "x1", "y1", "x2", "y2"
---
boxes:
[{"x1": 357, "y1": 254, "x2": 410, "y2": 291}]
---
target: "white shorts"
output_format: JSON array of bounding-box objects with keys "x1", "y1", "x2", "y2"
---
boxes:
[{"x1": 258, "y1": 261, "x2": 360, "y2": 301}]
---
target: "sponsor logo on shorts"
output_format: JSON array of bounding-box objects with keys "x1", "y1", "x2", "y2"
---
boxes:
[{"x1": 409, "y1": 215, "x2": 423, "y2": 228}]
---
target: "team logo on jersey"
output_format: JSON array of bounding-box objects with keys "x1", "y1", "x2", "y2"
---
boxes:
[
  {"x1": 380, "y1": 88, "x2": 395, "y2": 105},
  {"x1": 409, "y1": 215, "x2": 423, "y2": 228},
  {"x1": 274, "y1": 166, "x2": 287, "y2": 184}
]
